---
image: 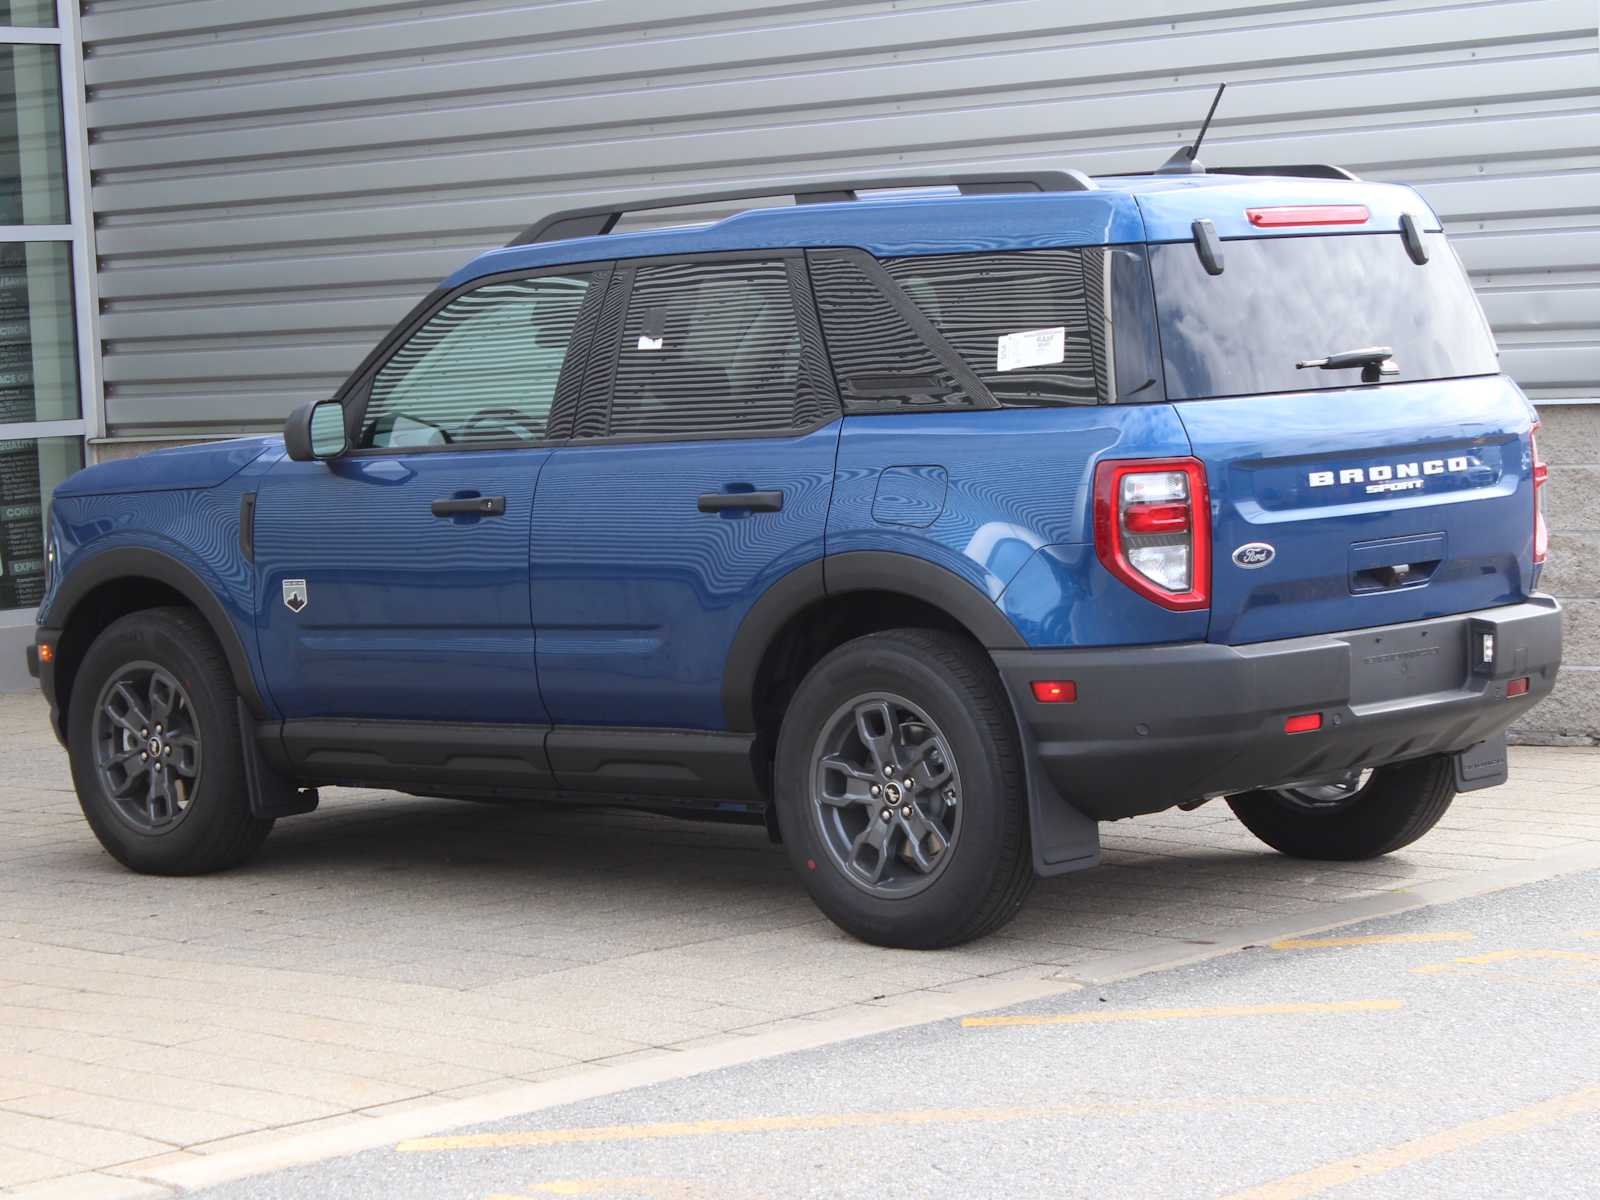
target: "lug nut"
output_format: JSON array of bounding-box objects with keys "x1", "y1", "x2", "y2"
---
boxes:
[
  {"x1": 139, "y1": 752, "x2": 148, "y2": 762},
  {"x1": 164, "y1": 746, "x2": 171, "y2": 756},
  {"x1": 870, "y1": 785, "x2": 881, "y2": 797},
  {"x1": 879, "y1": 809, "x2": 891, "y2": 822},
  {"x1": 901, "y1": 805, "x2": 912, "y2": 818},
  {"x1": 883, "y1": 765, "x2": 894, "y2": 778},
  {"x1": 155, "y1": 724, "x2": 162, "y2": 733},
  {"x1": 903, "y1": 779, "x2": 914, "y2": 790},
  {"x1": 141, "y1": 728, "x2": 148, "y2": 737}
]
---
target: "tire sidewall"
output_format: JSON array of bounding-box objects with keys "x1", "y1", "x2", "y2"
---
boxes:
[
  {"x1": 776, "y1": 634, "x2": 1020, "y2": 945},
  {"x1": 68, "y1": 613, "x2": 247, "y2": 872}
]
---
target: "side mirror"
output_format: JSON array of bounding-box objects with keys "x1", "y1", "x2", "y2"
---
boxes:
[{"x1": 284, "y1": 399, "x2": 348, "y2": 462}]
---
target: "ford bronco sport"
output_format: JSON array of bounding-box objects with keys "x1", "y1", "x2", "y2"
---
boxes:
[{"x1": 29, "y1": 160, "x2": 1561, "y2": 948}]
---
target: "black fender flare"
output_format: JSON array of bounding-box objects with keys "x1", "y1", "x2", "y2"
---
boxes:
[
  {"x1": 47, "y1": 545, "x2": 273, "y2": 723},
  {"x1": 721, "y1": 551, "x2": 1026, "y2": 733}
]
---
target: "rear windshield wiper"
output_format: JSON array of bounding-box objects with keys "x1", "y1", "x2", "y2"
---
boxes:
[{"x1": 1296, "y1": 346, "x2": 1399, "y2": 382}]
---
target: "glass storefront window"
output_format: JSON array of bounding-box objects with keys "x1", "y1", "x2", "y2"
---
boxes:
[
  {"x1": 0, "y1": 43, "x2": 67, "y2": 224},
  {"x1": 0, "y1": 241, "x2": 77, "y2": 421},
  {"x1": 0, "y1": 434, "x2": 78, "y2": 608},
  {"x1": 0, "y1": 2, "x2": 55, "y2": 27}
]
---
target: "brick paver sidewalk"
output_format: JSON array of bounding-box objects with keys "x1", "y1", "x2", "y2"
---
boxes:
[{"x1": 3, "y1": 690, "x2": 1598, "y2": 1194}]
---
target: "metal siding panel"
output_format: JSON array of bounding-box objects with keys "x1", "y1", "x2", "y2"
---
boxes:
[{"x1": 83, "y1": 0, "x2": 1600, "y2": 433}]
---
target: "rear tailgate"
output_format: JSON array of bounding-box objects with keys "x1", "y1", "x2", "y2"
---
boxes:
[
  {"x1": 1136, "y1": 185, "x2": 1539, "y2": 646},
  {"x1": 1176, "y1": 376, "x2": 1536, "y2": 645}
]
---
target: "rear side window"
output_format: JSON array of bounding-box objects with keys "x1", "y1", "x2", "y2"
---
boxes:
[
  {"x1": 1150, "y1": 232, "x2": 1499, "y2": 400},
  {"x1": 883, "y1": 249, "x2": 1109, "y2": 406},
  {"x1": 607, "y1": 258, "x2": 830, "y2": 438},
  {"x1": 362, "y1": 273, "x2": 594, "y2": 448}
]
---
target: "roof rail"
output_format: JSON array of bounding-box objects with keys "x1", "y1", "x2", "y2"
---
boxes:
[
  {"x1": 510, "y1": 170, "x2": 1097, "y2": 245},
  {"x1": 1209, "y1": 164, "x2": 1361, "y2": 182}
]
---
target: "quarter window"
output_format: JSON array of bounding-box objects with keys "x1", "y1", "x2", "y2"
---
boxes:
[
  {"x1": 883, "y1": 249, "x2": 1108, "y2": 406},
  {"x1": 362, "y1": 273, "x2": 594, "y2": 448},
  {"x1": 607, "y1": 258, "x2": 820, "y2": 438}
]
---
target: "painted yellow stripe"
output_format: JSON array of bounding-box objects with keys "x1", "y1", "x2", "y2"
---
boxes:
[
  {"x1": 488, "y1": 1181, "x2": 700, "y2": 1198},
  {"x1": 1454, "y1": 948, "x2": 1600, "y2": 965},
  {"x1": 1218, "y1": 1085, "x2": 1600, "y2": 1200},
  {"x1": 402, "y1": 1095, "x2": 1322, "y2": 1153},
  {"x1": 960, "y1": 998, "x2": 1401, "y2": 1028},
  {"x1": 1270, "y1": 931, "x2": 1472, "y2": 950}
]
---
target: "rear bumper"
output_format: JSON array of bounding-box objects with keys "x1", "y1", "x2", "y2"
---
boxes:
[{"x1": 994, "y1": 597, "x2": 1562, "y2": 821}]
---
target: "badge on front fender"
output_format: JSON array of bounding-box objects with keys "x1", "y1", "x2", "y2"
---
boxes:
[{"x1": 282, "y1": 578, "x2": 308, "y2": 613}]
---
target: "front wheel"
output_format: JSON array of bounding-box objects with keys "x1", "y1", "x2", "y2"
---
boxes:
[
  {"x1": 1226, "y1": 757, "x2": 1456, "y2": 861},
  {"x1": 774, "y1": 629, "x2": 1033, "y2": 949},
  {"x1": 67, "y1": 607, "x2": 272, "y2": 874}
]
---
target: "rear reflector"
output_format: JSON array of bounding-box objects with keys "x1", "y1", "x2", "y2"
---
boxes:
[
  {"x1": 1031, "y1": 680, "x2": 1077, "y2": 703},
  {"x1": 1507, "y1": 677, "x2": 1530, "y2": 698},
  {"x1": 1122, "y1": 501, "x2": 1191, "y2": 534},
  {"x1": 37, "y1": 643, "x2": 52, "y2": 664},
  {"x1": 1284, "y1": 713, "x2": 1323, "y2": 734},
  {"x1": 1245, "y1": 205, "x2": 1369, "y2": 228}
]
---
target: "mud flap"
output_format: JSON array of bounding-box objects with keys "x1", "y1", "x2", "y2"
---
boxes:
[
  {"x1": 237, "y1": 699, "x2": 319, "y2": 819},
  {"x1": 1012, "y1": 706, "x2": 1100, "y2": 876},
  {"x1": 1453, "y1": 732, "x2": 1509, "y2": 792}
]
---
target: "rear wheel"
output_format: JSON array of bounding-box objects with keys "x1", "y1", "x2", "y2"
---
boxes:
[
  {"x1": 774, "y1": 629, "x2": 1033, "y2": 949},
  {"x1": 1226, "y1": 757, "x2": 1456, "y2": 861},
  {"x1": 67, "y1": 607, "x2": 272, "y2": 874}
]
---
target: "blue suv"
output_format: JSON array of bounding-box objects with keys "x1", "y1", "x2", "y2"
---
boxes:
[{"x1": 29, "y1": 163, "x2": 1562, "y2": 948}]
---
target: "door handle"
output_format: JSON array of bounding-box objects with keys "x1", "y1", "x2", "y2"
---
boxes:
[
  {"x1": 431, "y1": 495, "x2": 506, "y2": 517},
  {"x1": 698, "y1": 490, "x2": 784, "y2": 514}
]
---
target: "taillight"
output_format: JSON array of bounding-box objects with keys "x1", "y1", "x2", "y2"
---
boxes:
[
  {"x1": 1531, "y1": 422, "x2": 1549, "y2": 566},
  {"x1": 1093, "y1": 458, "x2": 1210, "y2": 611},
  {"x1": 1244, "y1": 205, "x2": 1370, "y2": 228}
]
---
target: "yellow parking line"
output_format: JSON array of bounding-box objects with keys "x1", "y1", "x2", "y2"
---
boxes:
[
  {"x1": 487, "y1": 1180, "x2": 704, "y2": 1198},
  {"x1": 1414, "y1": 948, "x2": 1600, "y2": 974},
  {"x1": 960, "y1": 998, "x2": 1401, "y2": 1028},
  {"x1": 1270, "y1": 931, "x2": 1472, "y2": 950},
  {"x1": 402, "y1": 1095, "x2": 1325, "y2": 1153},
  {"x1": 1217, "y1": 1085, "x2": 1600, "y2": 1200}
]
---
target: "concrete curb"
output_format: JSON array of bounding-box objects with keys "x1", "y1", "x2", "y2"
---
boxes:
[{"x1": 26, "y1": 841, "x2": 1600, "y2": 1200}]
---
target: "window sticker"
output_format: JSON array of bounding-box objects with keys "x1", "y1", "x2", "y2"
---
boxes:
[
  {"x1": 636, "y1": 335, "x2": 664, "y2": 351},
  {"x1": 996, "y1": 326, "x2": 1066, "y2": 373}
]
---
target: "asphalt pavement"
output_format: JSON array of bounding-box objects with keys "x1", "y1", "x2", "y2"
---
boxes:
[{"x1": 186, "y1": 867, "x2": 1600, "y2": 1200}]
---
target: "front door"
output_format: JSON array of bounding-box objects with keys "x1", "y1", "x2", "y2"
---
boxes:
[
  {"x1": 253, "y1": 267, "x2": 606, "y2": 724},
  {"x1": 531, "y1": 254, "x2": 842, "y2": 730}
]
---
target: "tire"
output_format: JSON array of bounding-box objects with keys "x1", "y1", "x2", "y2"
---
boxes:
[
  {"x1": 67, "y1": 606, "x2": 273, "y2": 874},
  {"x1": 1226, "y1": 756, "x2": 1456, "y2": 861},
  {"x1": 774, "y1": 628, "x2": 1034, "y2": 949}
]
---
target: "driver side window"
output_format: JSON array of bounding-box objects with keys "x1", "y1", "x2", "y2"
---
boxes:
[{"x1": 361, "y1": 272, "x2": 595, "y2": 448}]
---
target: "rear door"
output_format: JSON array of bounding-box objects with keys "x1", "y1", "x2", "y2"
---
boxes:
[
  {"x1": 1143, "y1": 220, "x2": 1539, "y2": 645},
  {"x1": 530, "y1": 253, "x2": 841, "y2": 731}
]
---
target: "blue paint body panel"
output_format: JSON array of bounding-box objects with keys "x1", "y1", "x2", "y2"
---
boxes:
[
  {"x1": 1176, "y1": 375, "x2": 1537, "y2": 645},
  {"x1": 531, "y1": 424, "x2": 841, "y2": 729},
  {"x1": 54, "y1": 437, "x2": 275, "y2": 498},
  {"x1": 829, "y1": 405, "x2": 1191, "y2": 618},
  {"x1": 252, "y1": 448, "x2": 552, "y2": 723}
]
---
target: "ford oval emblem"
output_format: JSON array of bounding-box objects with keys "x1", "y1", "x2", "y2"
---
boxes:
[{"x1": 1232, "y1": 542, "x2": 1276, "y2": 569}]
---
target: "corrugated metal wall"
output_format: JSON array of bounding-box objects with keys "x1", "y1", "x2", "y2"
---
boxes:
[{"x1": 79, "y1": 0, "x2": 1599, "y2": 435}]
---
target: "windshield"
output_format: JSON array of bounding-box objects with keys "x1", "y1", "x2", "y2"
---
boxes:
[{"x1": 1148, "y1": 232, "x2": 1498, "y2": 401}]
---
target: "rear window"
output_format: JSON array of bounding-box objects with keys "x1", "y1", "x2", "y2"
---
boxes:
[{"x1": 1149, "y1": 232, "x2": 1499, "y2": 401}]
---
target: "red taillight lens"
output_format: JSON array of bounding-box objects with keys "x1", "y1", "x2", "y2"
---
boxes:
[
  {"x1": 1245, "y1": 205, "x2": 1370, "y2": 228},
  {"x1": 1531, "y1": 422, "x2": 1549, "y2": 566},
  {"x1": 1093, "y1": 458, "x2": 1210, "y2": 612},
  {"x1": 1123, "y1": 502, "x2": 1191, "y2": 534},
  {"x1": 1030, "y1": 681, "x2": 1077, "y2": 703},
  {"x1": 1506, "y1": 677, "x2": 1531, "y2": 698},
  {"x1": 1284, "y1": 713, "x2": 1323, "y2": 734}
]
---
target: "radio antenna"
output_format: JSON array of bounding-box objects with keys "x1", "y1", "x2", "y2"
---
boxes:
[{"x1": 1157, "y1": 82, "x2": 1227, "y2": 175}]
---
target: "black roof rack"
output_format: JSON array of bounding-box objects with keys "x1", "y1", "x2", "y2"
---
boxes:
[
  {"x1": 1209, "y1": 164, "x2": 1361, "y2": 182},
  {"x1": 510, "y1": 169, "x2": 1097, "y2": 245}
]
